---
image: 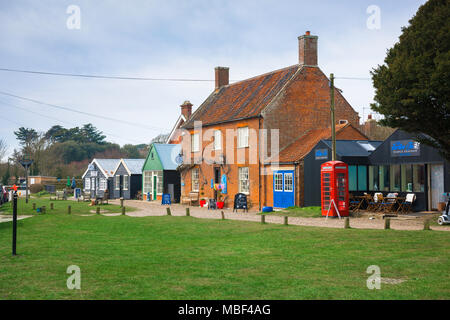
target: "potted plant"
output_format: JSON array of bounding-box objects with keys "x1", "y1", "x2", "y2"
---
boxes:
[
  {"x1": 217, "y1": 193, "x2": 225, "y2": 209},
  {"x1": 199, "y1": 187, "x2": 206, "y2": 207}
]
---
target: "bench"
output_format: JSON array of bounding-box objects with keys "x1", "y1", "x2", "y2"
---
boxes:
[
  {"x1": 82, "y1": 191, "x2": 91, "y2": 202},
  {"x1": 181, "y1": 192, "x2": 199, "y2": 206}
]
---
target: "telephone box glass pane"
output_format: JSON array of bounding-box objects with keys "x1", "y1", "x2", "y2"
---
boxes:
[{"x1": 337, "y1": 173, "x2": 345, "y2": 201}]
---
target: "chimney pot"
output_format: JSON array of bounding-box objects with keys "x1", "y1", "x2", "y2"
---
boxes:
[
  {"x1": 180, "y1": 100, "x2": 193, "y2": 119},
  {"x1": 298, "y1": 32, "x2": 318, "y2": 66},
  {"x1": 215, "y1": 66, "x2": 229, "y2": 89},
  {"x1": 368, "y1": 114, "x2": 372, "y2": 120}
]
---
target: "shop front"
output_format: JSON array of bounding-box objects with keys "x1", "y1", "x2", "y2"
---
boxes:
[{"x1": 368, "y1": 130, "x2": 450, "y2": 211}]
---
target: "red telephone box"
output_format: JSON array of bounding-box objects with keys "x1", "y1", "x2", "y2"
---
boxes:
[{"x1": 320, "y1": 161, "x2": 349, "y2": 217}]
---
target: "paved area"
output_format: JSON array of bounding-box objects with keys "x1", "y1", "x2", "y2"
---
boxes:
[
  {"x1": 0, "y1": 215, "x2": 33, "y2": 223},
  {"x1": 111, "y1": 200, "x2": 450, "y2": 232}
]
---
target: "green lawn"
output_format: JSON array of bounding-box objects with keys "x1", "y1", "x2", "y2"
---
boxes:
[
  {"x1": 0, "y1": 198, "x2": 131, "y2": 215},
  {"x1": 260, "y1": 206, "x2": 323, "y2": 218},
  {"x1": 0, "y1": 208, "x2": 449, "y2": 299}
]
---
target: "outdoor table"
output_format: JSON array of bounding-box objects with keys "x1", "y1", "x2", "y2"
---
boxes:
[
  {"x1": 395, "y1": 197, "x2": 407, "y2": 213},
  {"x1": 352, "y1": 195, "x2": 369, "y2": 211}
]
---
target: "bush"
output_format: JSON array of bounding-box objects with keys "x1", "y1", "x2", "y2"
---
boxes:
[{"x1": 30, "y1": 184, "x2": 44, "y2": 194}]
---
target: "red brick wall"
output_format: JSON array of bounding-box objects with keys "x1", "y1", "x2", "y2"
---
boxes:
[{"x1": 262, "y1": 66, "x2": 360, "y2": 151}]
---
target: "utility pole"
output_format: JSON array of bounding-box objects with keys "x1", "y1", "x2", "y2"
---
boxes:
[
  {"x1": 330, "y1": 73, "x2": 336, "y2": 161},
  {"x1": 19, "y1": 155, "x2": 33, "y2": 204}
]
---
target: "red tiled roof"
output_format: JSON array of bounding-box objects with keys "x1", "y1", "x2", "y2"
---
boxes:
[
  {"x1": 268, "y1": 123, "x2": 366, "y2": 163},
  {"x1": 183, "y1": 65, "x2": 300, "y2": 128}
]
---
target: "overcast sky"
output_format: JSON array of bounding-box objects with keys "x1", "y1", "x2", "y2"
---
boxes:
[{"x1": 0, "y1": 0, "x2": 426, "y2": 158}]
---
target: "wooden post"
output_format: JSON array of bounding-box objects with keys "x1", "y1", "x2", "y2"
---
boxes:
[
  {"x1": 284, "y1": 216, "x2": 288, "y2": 226},
  {"x1": 67, "y1": 205, "x2": 71, "y2": 214},
  {"x1": 344, "y1": 217, "x2": 350, "y2": 229},
  {"x1": 166, "y1": 207, "x2": 171, "y2": 216},
  {"x1": 96, "y1": 206, "x2": 100, "y2": 214},
  {"x1": 120, "y1": 198, "x2": 124, "y2": 208},
  {"x1": 50, "y1": 203, "x2": 54, "y2": 210},
  {"x1": 423, "y1": 219, "x2": 431, "y2": 231},
  {"x1": 42, "y1": 206, "x2": 46, "y2": 214},
  {"x1": 122, "y1": 206, "x2": 126, "y2": 215},
  {"x1": 32, "y1": 203, "x2": 36, "y2": 210},
  {"x1": 221, "y1": 211, "x2": 225, "y2": 220},
  {"x1": 186, "y1": 207, "x2": 190, "y2": 216},
  {"x1": 261, "y1": 214, "x2": 266, "y2": 224},
  {"x1": 384, "y1": 218, "x2": 391, "y2": 230}
]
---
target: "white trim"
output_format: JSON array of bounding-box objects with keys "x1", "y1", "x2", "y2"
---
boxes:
[
  {"x1": 166, "y1": 114, "x2": 186, "y2": 143},
  {"x1": 83, "y1": 159, "x2": 115, "y2": 179},
  {"x1": 112, "y1": 159, "x2": 132, "y2": 176}
]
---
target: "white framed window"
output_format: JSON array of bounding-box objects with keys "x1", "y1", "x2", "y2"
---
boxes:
[
  {"x1": 237, "y1": 127, "x2": 249, "y2": 148},
  {"x1": 192, "y1": 168, "x2": 199, "y2": 192},
  {"x1": 123, "y1": 175, "x2": 129, "y2": 190},
  {"x1": 156, "y1": 171, "x2": 163, "y2": 194},
  {"x1": 99, "y1": 178, "x2": 107, "y2": 191},
  {"x1": 84, "y1": 178, "x2": 91, "y2": 190},
  {"x1": 214, "y1": 130, "x2": 222, "y2": 150},
  {"x1": 274, "y1": 173, "x2": 283, "y2": 192},
  {"x1": 143, "y1": 171, "x2": 152, "y2": 195},
  {"x1": 191, "y1": 133, "x2": 200, "y2": 152},
  {"x1": 284, "y1": 173, "x2": 293, "y2": 192},
  {"x1": 239, "y1": 167, "x2": 249, "y2": 194},
  {"x1": 115, "y1": 175, "x2": 120, "y2": 190}
]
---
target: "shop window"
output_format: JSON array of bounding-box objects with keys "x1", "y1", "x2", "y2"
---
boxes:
[
  {"x1": 239, "y1": 167, "x2": 250, "y2": 194},
  {"x1": 143, "y1": 171, "x2": 152, "y2": 195},
  {"x1": 274, "y1": 173, "x2": 283, "y2": 191},
  {"x1": 379, "y1": 165, "x2": 390, "y2": 191},
  {"x1": 369, "y1": 165, "x2": 379, "y2": 191},
  {"x1": 390, "y1": 165, "x2": 401, "y2": 192},
  {"x1": 413, "y1": 164, "x2": 425, "y2": 192},
  {"x1": 401, "y1": 164, "x2": 413, "y2": 192},
  {"x1": 348, "y1": 165, "x2": 357, "y2": 191},
  {"x1": 357, "y1": 166, "x2": 367, "y2": 191}
]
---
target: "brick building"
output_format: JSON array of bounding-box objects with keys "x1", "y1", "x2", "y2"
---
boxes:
[{"x1": 178, "y1": 32, "x2": 361, "y2": 210}]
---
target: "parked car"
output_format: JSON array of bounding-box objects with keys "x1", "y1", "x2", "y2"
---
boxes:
[{"x1": 0, "y1": 185, "x2": 8, "y2": 205}]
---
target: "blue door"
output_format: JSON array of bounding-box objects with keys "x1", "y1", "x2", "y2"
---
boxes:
[{"x1": 273, "y1": 170, "x2": 295, "y2": 208}]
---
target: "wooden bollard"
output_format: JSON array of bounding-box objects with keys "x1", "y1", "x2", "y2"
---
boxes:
[
  {"x1": 96, "y1": 207, "x2": 100, "y2": 214},
  {"x1": 67, "y1": 205, "x2": 71, "y2": 214},
  {"x1": 122, "y1": 206, "x2": 126, "y2": 215},
  {"x1": 120, "y1": 198, "x2": 124, "y2": 208},
  {"x1": 221, "y1": 211, "x2": 225, "y2": 220},
  {"x1": 284, "y1": 216, "x2": 288, "y2": 226},
  {"x1": 261, "y1": 214, "x2": 266, "y2": 224},
  {"x1": 344, "y1": 217, "x2": 350, "y2": 229},
  {"x1": 32, "y1": 203, "x2": 36, "y2": 210},
  {"x1": 186, "y1": 207, "x2": 190, "y2": 216},
  {"x1": 384, "y1": 218, "x2": 391, "y2": 230},
  {"x1": 50, "y1": 203, "x2": 54, "y2": 210},
  {"x1": 423, "y1": 219, "x2": 431, "y2": 231},
  {"x1": 166, "y1": 207, "x2": 171, "y2": 216},
  {"x1": 42, "y1": 206, "x2": 46, "y2": 214}
]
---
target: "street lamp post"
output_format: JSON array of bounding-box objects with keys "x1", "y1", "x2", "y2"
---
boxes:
[{"x1": 19, "y1": 155, "x2": 33, "y2": 204}]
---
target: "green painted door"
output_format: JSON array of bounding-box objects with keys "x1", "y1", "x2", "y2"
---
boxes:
[{"x1": 153, "y1": 175, "x2": 157, "y2": 200}]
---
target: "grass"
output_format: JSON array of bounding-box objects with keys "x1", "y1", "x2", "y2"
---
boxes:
[
  {"x1": 260, "y1": 206, "x2": 323, "y2": 218},
  {"x1": 0, "y1": 207, "x2": 449, "y2": 299},
  {"x1": 0, "y1": 198, "x2": 133, "y2": 215}
]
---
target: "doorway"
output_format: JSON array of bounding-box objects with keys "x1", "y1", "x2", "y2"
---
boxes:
[
  {"x1": 273, "y1": 170, "x2": 295, "y2": 208},
  {"x1": 429, "y1": 164, "x2": 444, "y2": 210},
  {"x1": 153, "y1": 175, "x2": 157, "y2": 200},
  {"x1": 214, "y1": 167, "x2": 221, "y2": 200}
]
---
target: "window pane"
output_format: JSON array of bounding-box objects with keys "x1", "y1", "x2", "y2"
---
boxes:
[
  {"x1": 401, "y1": 164, "x2": 413, "y2": 192},
  {"x1": 191, "y1": 133, "x2": 199, "y2": 152},
  {"x1": 157, "y1": 172, "x2": 163, "y2": 194},
  {"x1": 274, "y1": 173, "x2": 283, "y2": 191},
  {"x1": 238, "y1": 127, "x2": 249, "y2": 148},
  {"x1": 357, "y1": 166, "x2": 367, "y2": 191},
  {"x1": 192, "y1": 168, "x2": 199, "y2": 192},
  {"x1": 348, "y1": 166, "x2": 357, "y2": 191},
  {"x1": 369, "y1": 165, "x2": 379, "y2": 191},
  {"x1": 284, "y1": 173, "x2": 293, "y2": 192},
  {"x1": 124, "y1": 175, "x2": 129, "y2": 190},
  {"x1": 379, "y1": 165, "x2": 390, "y2": 191},
  {"x1": 413, "y1": 164, "x2": 425, "y2": 192},
  {"x1": 239, "y1": 167, "x2": 249, "y2": 193},
  {"x1": 214, "y1": 130, "x2": 221, "y2": 150},
  {"x1": 390, "y1": 165, "x2": 401, "y2": 191}
]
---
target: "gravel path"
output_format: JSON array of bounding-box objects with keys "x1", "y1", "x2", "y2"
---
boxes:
[{"x1": 112, "y1": 200, "x2": 450, "y2": 232}]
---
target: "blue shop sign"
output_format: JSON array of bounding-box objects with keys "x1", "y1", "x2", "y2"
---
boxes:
[
  {"x1": 391, "y1": 140, "x2": 420, "y2": 157},
  {"x1": 315, "y1": 149, "x2": 328, "y2": 160}
]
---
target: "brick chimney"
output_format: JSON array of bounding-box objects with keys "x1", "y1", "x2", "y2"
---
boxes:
[
  {"x1": 180, "y1": 100, "x2": 193, "y2": 119},
  {"x1": 215, "y1": 66, "x2": 229, "y2": 89},
  {"x1": 298, "y1": 31, "x2": 318, "y2": 66}
]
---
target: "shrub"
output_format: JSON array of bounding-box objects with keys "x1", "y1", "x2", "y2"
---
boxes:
[{"x1": 30, "y1": 184, "x2": 44, "y2": 194}]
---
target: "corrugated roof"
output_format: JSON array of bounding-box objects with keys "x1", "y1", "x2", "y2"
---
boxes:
[
  {"x1": 153, "y1": 144, "x2": 181, "y2": 170},
  {"x1": 183, "y1": 65, "x2": 300, "y2": 128},
  {"x1": 95, "y1": 159, "x2": 121, "y2": 177},
  {"x1": 321, "y1": 140, "x2": 382, "y2": 157},
  {"x1": 122, "y1": 159, "x2": 145, "y2": 174}
]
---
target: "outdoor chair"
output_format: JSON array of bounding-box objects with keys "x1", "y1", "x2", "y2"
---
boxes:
[
  {"x1": 379, "y1": 193, "x2": 398, "y2": 213},
  {"x1": 400, "y1": 193, "x2": 416, "y2": 213},
  {"x1": 82, "y1": 191, "x2": 91, "y2": 202},
  {"x1": 349, "y1": 194, "x2": 363, "y2": 212},
  {"x1": 367, "y1": 193, "x2": 382, "y2": 211}
]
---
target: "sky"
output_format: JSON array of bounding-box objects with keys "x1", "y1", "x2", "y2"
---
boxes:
[{"x1": 0, "y1": 0, "x2": 427, "y2": 159}]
